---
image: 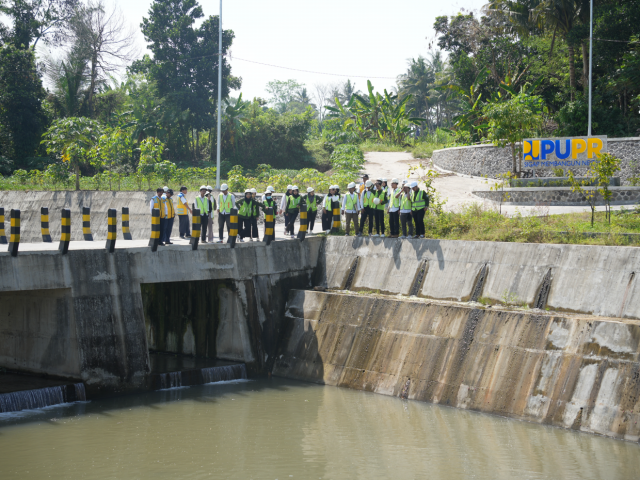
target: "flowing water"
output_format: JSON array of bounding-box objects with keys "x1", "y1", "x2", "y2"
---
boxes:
[{"x1": 0, "y1": 378, "x2": 638, "y2": 480}]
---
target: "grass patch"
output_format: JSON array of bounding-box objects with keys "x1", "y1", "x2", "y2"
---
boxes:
[{"x1": 359, "y1": 141, "x2": 408, "y2": 153}]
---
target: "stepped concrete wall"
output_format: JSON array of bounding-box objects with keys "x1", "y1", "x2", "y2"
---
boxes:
[{"x1": 274, "y1": 290, "x2": 640, "y2": 442}]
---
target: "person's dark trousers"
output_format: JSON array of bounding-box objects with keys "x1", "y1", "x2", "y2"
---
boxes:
[
  {"x1": 413, "y1": 209, "x2": 425, "y2": 236},
  {"x1": 287, "y1": 211, "x2": 298, "y2": 235},
  {"x1": 178, "y1": 214, "x2": 190, "y2": 238},
  {"x1": 284, "y1": 213, "x2": 290, "y2": 234},
  {"x1": 250, "y1": 218, "x2": 259, "y2": 238},
  {"x1": 200, "y1": 215, "x2": 209, "y2": 241},
  {"x1": 359, "y1": 206, "x2": 374, "y2": 234},
  {"x1": 321, "y1": 211, "x2": 332, "y2": 230},
  {"x1": 400, "y1": 213, "x2": 414, "y2": 237},
  {"x1": 240, "y1": 218, "x2": 251, "y2": 239},
  {"x1": 308, "y1": 210, "x2": 317, "y2": 232},
  {"x1": 389, "y1": 211, "x2": 400, "y2": 236},
  {"x1": 374, "y1": 209, "x2": 385, "y2": 235},
  {"x1": 218, "y1": 213, "x2": 230, "y2": 240},
  {"x1": 159, "y1": 217, "x2": 167, "y2": 244},
  {"x1": 163, "y1": 217, "x2": 175, "y2": 243}
]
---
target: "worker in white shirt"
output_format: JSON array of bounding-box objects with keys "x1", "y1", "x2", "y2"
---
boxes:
[
  {"x1": 150, "y1": 187, "x2": 166, "y2": 245},
  {"x1": 217, "y1": 183, "x2": 236, "y2": 243},
  {"x1": 279, "y1": 185, "x2": 293, "y2": 236},
  {"x1": 206, "y1": 185, "x2": 217, "y2": 242},
  {"x1": 341, "y1": 182, "x2": 361, "y2": 236},
  {"x1": 321, "y1": 185, "x2": 335, "y2": 233},
  {"x1": 396, "y1": 182, "x2": 414, "y2": 239},
  {"x1": 387, "y1": 179, "x2": 401, "y2": 238},
  {"x1": 176, "y1": 186, "x2": 192, "y2": 238}
]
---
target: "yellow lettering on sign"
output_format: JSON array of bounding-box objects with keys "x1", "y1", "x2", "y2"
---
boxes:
[
  {"x1": 587, "y1": 138, "x2": 603, "y2": 158},
  {"x1": 571, "y1": 139, "x2": 587, "y2": 159}
]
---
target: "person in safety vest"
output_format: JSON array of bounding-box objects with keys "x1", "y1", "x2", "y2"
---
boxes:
[
  {"x1": 396, "y1": 182, "x2": 414, "y2": 239},
  {"x1": 249, "y1": 188, "x2": 260, "y2": 241},
  {"x1": 236, "y1": 189, "x2": 255, "y2": 242},
  {"x1": 358, "y1": 174, "x2": 369, "y2": 195},
  {"x1": 279, "y1": 185, "x2": 293, "y2": 235},
  {"x1": 342, "y1": 182, "x2": 361, "y2": 236},
  {"x1": 205, "y1": 186, "x2": 217, "y2": 242},
  {"x1": 285, "y1": 186, "x2": 306, "y2": 238},
  {"x1": 303, "y1": 187, "x2": 323, "y2": 234},
  {"x1": 150, "y1": 188, "x2": 166, "y2": 245},
  {"x1": 321, "y1": 185, "x2": 335, "y2": 234},
  {"x1": 217, "y1": 183, "x2": 235, "y2": 243},
  {"x1": 195, "y1": 185, "x2": 211, "y2": 243},
  {"x1": 259, "y1": 188, "x2": 278, "y2": 214},
  {"x1": 372, "y1": 179, "x2": 387, "y2": 237},
  {"x1": 262, "y1": 186, "x2": 275, "y2": 202},
  {"x1": 176, "y1": 186, "x2": 192, "y2": 238},
  {"x1": 161, "y1": 189, "x2": 176, "y2": 244},
  {"x1": 387, "y1": 179, "x2": 402, "y2": 238},
  {"x1": 359, "y1": 180, "x2": 376, "y2": 236},
  {"x1": 411, "y1": 181, "x2": 429, "y2": 239}
]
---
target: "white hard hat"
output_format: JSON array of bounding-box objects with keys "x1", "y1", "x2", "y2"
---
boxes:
[
  {"x1": 267, "y1": 186, "x2": 275, "y2": 192},
  {"x1": 382, "y1": 178, "x2": 387, "y2": 182},
  {"x1": 410, "y1": 181, "x2": 418, "y2": 188},
  {"x1": 163, "y1": 186, "x2": 169, "y2": 192},
  {"x1": 292, "y1": 185, "x2": 299, "y2": 191},
  {"x1": 365, "y1": 180, "x2": 373, "y2": 187},
  {"x1": 376, "y1": 178, "x2": 383, "y2": 182},
  {"x1": 287, "y1": 184, "x2": 293, "y2": 190},
  {"x1": 391, "y1": 178, "x2": 399, "y2": 184},
  {"x1": 245, "y1": 188, "x2": 252, "y2": 193},
  {"x1": 220, "y1": 183, "x2": 228, "y2": 191},
  {"x1": 206, "y1": 185, "x2": 213, "y2": 191},
  {"x1": 331, "y1": 185, "x2": 339, "y2": 189},
  {"x1": 250, "y1": 188, "x2": 257, "y2": 193},
  {"x1": 402, "y1": 179, "x2": 408, "y2": 185},
  {"x1": 200, "y1": 185, "x2": 207, "y2": 190},
  {"x1": 373, "y1": 197, "x2": 381, "y2": 205},
  {"x1": 348, "y1": 182, "x2": 356, "y2": 189},
  {"x1": 307, "y1": 187, "x2": 315, "y2": 193}
]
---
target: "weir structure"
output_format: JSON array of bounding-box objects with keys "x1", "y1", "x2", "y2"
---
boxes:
[{"x1": 1, "y1": 235, "x2": 640, "y2": 443}]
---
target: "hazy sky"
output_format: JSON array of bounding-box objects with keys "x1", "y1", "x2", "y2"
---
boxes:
[{"x1": 50, "y1": 0, "x2": 488, "y2": 100}]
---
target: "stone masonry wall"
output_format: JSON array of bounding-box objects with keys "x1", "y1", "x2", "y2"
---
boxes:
[{"x1": 472, "y1": 186, "x2": 640, "y2": 206}]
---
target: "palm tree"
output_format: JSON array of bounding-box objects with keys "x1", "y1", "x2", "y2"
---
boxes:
[{"x1": 45, "y1": 44, "x2": 91, "y2": 116}]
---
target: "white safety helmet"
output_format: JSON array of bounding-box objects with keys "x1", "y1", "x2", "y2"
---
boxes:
[
  {"x1": 245, "y1": 188, "x2": 252, "y2": 193},
  {"x1": 382, "y1": 178, "x2": 387, "y2": 182},
  {"x1": 391, "y1": 178, "x2": 400, "y2": 184},
  {"x1": 402, "y1": 179, "x2": 408, "y2": 185},
  {"x1": 377, "y1": 178, "x2": 384, "y2": 183},
  {"x1": 286, "y1": 184, "x2": 293, "y2": 191},
  {"x1": 199, "y1": 185, "x2": 207, "y2": 190},
  {"x1": 373, "y1": 197, "x2": 381, "y2": 205},
  {"x1": 250, "y1": 188, "x2": 257, "y2": 194},
  {"x1": 220, "y1": 183, "x2": 229, "y2": 191},
  {"x1": 292, "y1": 185, "x2": 299, "y2": 191},
  {"x1": 365, "y1": 180, "x2": 373, "y2": 188},
  {"x1": 267, "y1": 186, "x2": 275, "y2": 193},
  {"x1": 307, "y1": 187, "x2": 315, "y2": 193},
  {"x1": 206, "y1": 185, "x2": 213, "y2": 191},
  {"x1": 348, "y1": 182, "x2": 356, "y2": 189},
  {"x1": 410, "y1": 181, "x2": 418, "y2": 188},
  {"x1": 331, "y1": 184, "x2": 338, "y2": 189},
  {"x1": 163, "y1": 186, "x2": 169, "y2": 192}
]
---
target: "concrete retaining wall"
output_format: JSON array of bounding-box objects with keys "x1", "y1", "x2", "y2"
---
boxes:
[
  {"x1": 432, "y1": 137, "x2": 640, "y2": 184},
  {"x1": 472, "y1": 186, "x2": 640, "y2": 206},
  {"x1": 274, "y1": 290, "x2": 640, "y2": 442}
]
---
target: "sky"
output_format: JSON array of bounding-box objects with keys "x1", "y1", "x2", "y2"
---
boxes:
[{"x1": 50, "y1": 0, "x2": 488, "y2": 101}]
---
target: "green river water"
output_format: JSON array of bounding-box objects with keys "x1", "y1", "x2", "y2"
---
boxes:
[{"x1": 0, "y1": 378, "x2": 638, "y2": 479}]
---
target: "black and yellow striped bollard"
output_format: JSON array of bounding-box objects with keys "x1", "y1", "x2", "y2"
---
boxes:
[
  {"x1": 122, "y1": 207, "x2": 132, "y2": 240},
  {"x1": 0, "y1": 208, "x2": 6, "y2": 244},
  {"x1": 149, "y1": 208, "x2": 161, "y2": 252},
  {"x1": 106, "y1": 209, "x2": 117, "y2": 253},
  {"x1": 190, "y1": 208, "x2": 201, "y2": 250},
  {"x1": 297, "y1": 203, "x2": 308, "y2": 241},
  {"x1": 227, "y1": 208, "x2": 238, "y2": 248},
  {"x1": 8, "y1": 209, "x2": 20, "y2": 256},
  {"x1": 331, "y1": 200, "x2": 341, "y2": 233},
  {"x1": 59, "y1": 208, "x2": 70, "y2": 254},
  {"x1": 82, "y1": 207, "x2": 93, "y2": 241},
  {"x1": 263, "y1": 207, "x2": 275, "y2": 245},
  {"x1": 41, "y1": 207, "x2": 52, "y2": 242}
]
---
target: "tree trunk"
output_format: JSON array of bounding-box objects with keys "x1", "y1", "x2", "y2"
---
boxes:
[
  {"x1": 88, "y1": 52, "x2": 98, "y2": 117},
  {"x1": 511, "y1": 143, "x2": 517, "y2": 176},
  {"x1": 581, "y1": 41, "x2": 589, "y2": 91},
  {"x1": 75, "y1": 163, "x2": 80, "y2": 191},
  {"x1": 568, "y1": 43, "x2": 576, "y2": 101},
  {"x1": 196, "y1": 130, "x2": 199, "y2": 161},
  {"x1": 548, "y1": 25, "x2": 557, "y2": 59}
]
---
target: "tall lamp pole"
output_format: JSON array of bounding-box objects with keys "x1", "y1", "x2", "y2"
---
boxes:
[
  {"x1": 215, "y1": 0, "x2": 222, "y2": 189},
  {"x1": 587, "y1": 0, "x2": 593, "y2": 136}
]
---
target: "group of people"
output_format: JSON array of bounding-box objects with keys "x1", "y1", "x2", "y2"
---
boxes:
[{"x1": 148, "y1": 173, "x2": 429, "y2": 245}]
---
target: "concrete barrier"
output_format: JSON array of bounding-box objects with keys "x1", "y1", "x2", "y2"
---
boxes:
[{"x1": 274, "y1": 289, "x2": 640, "y2": 442}]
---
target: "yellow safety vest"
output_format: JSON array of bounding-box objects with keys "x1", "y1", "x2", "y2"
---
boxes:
[
  {"x1": 219, "y1": 194, "x2": 234, "y2": 214},
  {"x1": 345, "y1": 193, "x2": 358, "y2": 211},
  {"x1": 287, "y1": 195, "x2": 301, "y2": 210},
  {"x1": 152, "y1": 195, "x2": 165, "y2": 219},
  {"x1": 391, "y1": 188, "x2": 401, "y2": 208},
  {"x1": 176, "y1": 193, "x2": 188, "y2": 215},
  {"x1": 165, "y1": 197, "x2": 175, "y2": 218},
  {"x1": 195, "y1": 196, "x2": 209, "y2": 214},
  {"x1": 362, "y1": 191, "x2": 374, "y2": 208},
  {"x1": 411, "y1": 190, "x2": 427, "y2": 210},
  {"x1": 401, "y1": 194, "x2": 412, "y2": 211},
  {"x1": 306, "y1": 195, "x2": 318, "y2": 211},
  {"x1": 374, "y1": 190, "x2": 386, "y2": 210}
]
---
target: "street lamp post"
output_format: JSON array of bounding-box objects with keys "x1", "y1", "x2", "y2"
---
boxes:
[
  {"x1": 215, "y1": 0, "x2": 222, "y2": 189},
  {"x1": 588, "y1": 0, "x2": 593, "y2": 136}
]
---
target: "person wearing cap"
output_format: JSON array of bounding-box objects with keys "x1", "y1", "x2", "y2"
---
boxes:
[
  {"x1": 236, "y1": 189, "x2": 256, "y2": 242},
  {"x1": 359, "y1": 180, "x2": 376, "y2": 236},
  {"x1": 176, "y1": 186, "x2": 192, "y2": 239},
  {"x1": 372, "y1": 179, "x2": 387, "y2": 237},
  {"x1": 303, "y1": 187, "x2": 322, "y2": 234},
  {"x1": 396, "y1": 181, "x2": 414, "y2": 239},
  {"x1": 285, "y1": 186, "x2": 306, "y2": 238},
  {"x1": 387, "y1": 179, "x2": 402, "y2": 238},
  {"x1": 342, "y1": 182, "x2": 361, "y2": 236},
  {"x1": 411, "y1": 181, "x2": 429, "y2": 239},
  {"x1": 321, "y1": 185, "x2": 336, "y2": 233},
  {"x1": 150, "y1": 188, "x2": 167, "y2": 245},
  {"x1": 358, "y1": 174, "x2": 369, "y2": 195},
  {"x1": 206, "y1": 186, "x2": 217, "y2": 242},
  {"x1": 217, "y1": 183, "x2": 235, "y2": 243},
  {"x1": 195, "y1": 186, "x2": 210, "y2": 243},
  {"x1": 161, "y1": 188, "x2": 176, "y2": 244},
  {"x1": 279, "y1": 185, "x2": 293, "y2": 235}
]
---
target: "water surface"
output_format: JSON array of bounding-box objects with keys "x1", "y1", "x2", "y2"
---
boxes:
[{"x1": 0, "y1": 378, "x2": 638, "y2": 480}]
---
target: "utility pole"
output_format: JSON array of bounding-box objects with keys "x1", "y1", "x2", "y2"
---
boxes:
[
  {"x1": 215, "y1": 0, "x2": 222, "y2": 189},
  {"x1": 588, "y1": 0, "x2": 593, "y2": 136}
]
